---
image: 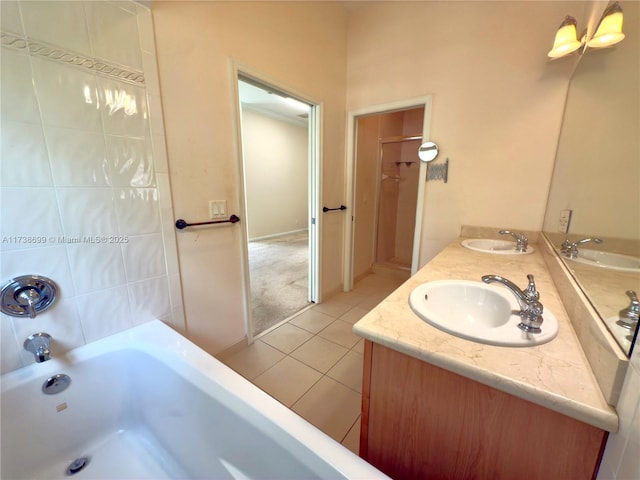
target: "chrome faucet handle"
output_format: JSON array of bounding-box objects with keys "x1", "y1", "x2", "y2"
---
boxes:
[
  {"x1": 523, "y1": 274, "x2": 540, "y2": 302},
  {"x1": 618, "y1": 290, "x2": 640, "y2": 330},
  {"x1": 498, "y1": 230, "x2": 528, "y2": 252}
]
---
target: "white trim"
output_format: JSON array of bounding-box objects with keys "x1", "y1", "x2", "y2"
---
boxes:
[
  {"x1": 343, "y1": 96, "x2": 433, "y2": 291},
  {"x1": 248, "y1": 228, "x2": 309, "y2": 243}
]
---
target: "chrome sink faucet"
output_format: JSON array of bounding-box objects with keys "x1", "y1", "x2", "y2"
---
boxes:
[
  {"x1": 482, "y1": 274, "x2": 544, "y2": 334},
  {"x1": 617, "y1": 290, "x2": 639, "y2": 331},
  {"x1": 560, "y1": 237, "x2": 603, "y2": 259},
  {"x1": 498, "y1": 230, "x2": 528, "y2": 252}
]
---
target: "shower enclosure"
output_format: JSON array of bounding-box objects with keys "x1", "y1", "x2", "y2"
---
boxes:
[{"x1": 375, "y1": 136, "x2": 422, "y2": 271}]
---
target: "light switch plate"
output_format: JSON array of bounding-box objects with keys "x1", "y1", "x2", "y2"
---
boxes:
[
  {"x1": 558, "y1": 209, "x2": 572, "y2": 233},
  {"x1": 209, "y1": 200, "x2": 227, "y2": 219}
]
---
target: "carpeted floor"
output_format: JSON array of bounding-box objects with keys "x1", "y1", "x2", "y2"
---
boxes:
[{"x1": 248, "y1": 231, "x2": 310, "y2": 336}]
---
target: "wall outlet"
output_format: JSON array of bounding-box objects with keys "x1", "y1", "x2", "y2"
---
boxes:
[
  {"x1": 209, "y1": 200, "x2": 227, "y2": 219},
  {"x1": 558, "y1": 209, "x2": 572, "y2": 233}
]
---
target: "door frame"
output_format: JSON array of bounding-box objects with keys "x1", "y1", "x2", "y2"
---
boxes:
[
  {"x1": 230, "y1": 62, "x2": 321, "y2": 343},
  {"x1": 344, "y1": 96, "x2": 433, "y2": 291}
]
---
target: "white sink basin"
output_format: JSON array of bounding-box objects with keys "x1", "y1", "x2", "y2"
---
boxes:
[
  {"x1": 461, "y1": 239, "x2": 534, "y2": 255},
  {"x1": 565, "y1": 250, "x2": 640, "y2": 273},
  {"x1": 408, "y1": 280, "x2": 558, "y2": 347}
]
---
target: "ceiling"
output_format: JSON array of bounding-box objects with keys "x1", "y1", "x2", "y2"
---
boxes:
[{"x1": 238, "y1": 80, "x2": 310, "y2": 126}]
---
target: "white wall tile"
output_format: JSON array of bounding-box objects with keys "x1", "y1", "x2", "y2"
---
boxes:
[
  {"x1": 97, "y1": 77, "x2": 149, "y2": 138},
  {"x1": 142, "y1": 51, "x2": 160, "y2": 96},
  {"x1": 156, "y1": 173, "x2": 173, "y2": 209},
  {"x1": 0, "y1": 0, "x2": 185, "y2": 374},
  {"x1": 617, "y1": 400, "x2": 640, "y2": 479},
  {"x1": 1, "y1": 1, "x2": 24, "y2": 35},
  {"x1": 105, "y1": 136, "x2": 155, "y2": 187},
  {"x1": 151, "y1": 134, "x2": 169, "y2": 173},
  {"x1": 122, "y1": 233, "x2": 166, "y2": 282},
  {"x1": 0, "y1": 245, "x2": 75, "y2": 298},
  {"x1": 0, "y1": 188, "x2": 64, "y2": 251},
  {"x1": 1, "y1": 121, "x2": 53, "y2": 187},
  {"x1": 85, "y1": 1, "x2": 142, "y2": 70},
  {"x1": 31, "y1": 57, "x2": 102, "y2": 132},
  {"x1": 76, "y1": 285, "x2": 133, "y2": 342},
  {"x1": 66, "y1": 243, "x2": 126, "y2": 295},
  {"x1": 1, "y1": 49, "x2": 41, "y2": 124},
  {"x1": 128, "y1": 276, "x2": 171, "y2": 325},
  {"x1": 45, "y1": 127, "x2": 110, "y2": 187},
  {"x1": 147, "y1": 93, "x2": 165, "y2": 136},
  {"x1": 56, "y1": 187, "x2": 119, "y2": 237},
  {"x1": 136, "y1": 3, "x2": 154, "y2": 54},
  {"x1": 13, "y1": 298, "x2": 85, "y2": 365},
  {"x1": 0, "y1": 317, "x2": 22, "y2": 374},
  {"x1": 114, "y1": 188, "x2": 160, "y2": 235},
  {"x1": 20, "y1": 0, "x2": 92, "y2": 56}
]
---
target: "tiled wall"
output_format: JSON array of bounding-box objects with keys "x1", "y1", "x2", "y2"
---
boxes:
[{"x1": 0, "y1": 0, "x2": 184, "y2": 374}]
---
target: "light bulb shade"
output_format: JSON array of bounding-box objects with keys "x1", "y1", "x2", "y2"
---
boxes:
[
  {"x1": 548, "y1": 16, "x2": 582, "y2": 58},
  {"x1": 587, "y1": 2, "x2": 624, "y2": 48}
]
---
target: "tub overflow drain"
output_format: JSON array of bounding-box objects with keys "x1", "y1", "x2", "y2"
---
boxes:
[{"x1": 66, "y1": 457, "x2": 90, "y2": 476}]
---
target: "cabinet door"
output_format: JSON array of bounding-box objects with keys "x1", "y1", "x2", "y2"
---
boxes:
[{"x1": 361, "y1": 342, "x2": 607, "y2": 480}]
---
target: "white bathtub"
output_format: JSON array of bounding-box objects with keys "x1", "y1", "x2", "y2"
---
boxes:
[{"x1": 1, "y1": 320, "x2": 387, "y2": 479}]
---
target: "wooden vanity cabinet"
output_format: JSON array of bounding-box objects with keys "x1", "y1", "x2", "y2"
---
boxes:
[{"x1": 360, "y1": 341, "x2": 609, "y2": 480}]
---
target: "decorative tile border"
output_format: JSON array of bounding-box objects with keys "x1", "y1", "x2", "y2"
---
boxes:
[{"x1": 1, "y1": 31, "x2": 145, "y2": 86}]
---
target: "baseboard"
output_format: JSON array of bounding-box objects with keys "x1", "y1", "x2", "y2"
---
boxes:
[{"x1": 249, "y1": 229, "x2": 308, "y2": 242}]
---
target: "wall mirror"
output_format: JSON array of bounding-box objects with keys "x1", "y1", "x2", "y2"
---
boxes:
[
  {"x1": 542, "y1": 1, "x2": 639, "y2": 356},
  {"x1": 418, "y1": 141, "x2": 439, "y2": 162}
]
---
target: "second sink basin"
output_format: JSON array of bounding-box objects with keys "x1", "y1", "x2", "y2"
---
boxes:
[
  {"x1": 565, "y1": 250, "x2": 640, "y2": 273},
  {"x1": 461, "y1": 239, "x2": 534, "y2": 255},
  {"x1": 408, "y1": 280, "x2": 558, "y2": 347}
]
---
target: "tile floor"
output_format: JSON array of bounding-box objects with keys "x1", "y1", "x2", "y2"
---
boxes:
[{"x1": 219, "y1": 271, "x2": 406, "y2": 454}]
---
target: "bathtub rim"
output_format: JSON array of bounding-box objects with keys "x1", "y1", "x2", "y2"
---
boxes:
[{"x1": 1, "y1": 319, "x2": 388, "y2": 480}]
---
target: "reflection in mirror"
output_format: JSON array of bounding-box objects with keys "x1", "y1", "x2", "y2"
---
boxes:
[
  {"x1": 418, "y1": 141, "x2": 439, "y2": 162},
  {"x1": 542, "y1": 1, "x2": 639, "y2": 356}
]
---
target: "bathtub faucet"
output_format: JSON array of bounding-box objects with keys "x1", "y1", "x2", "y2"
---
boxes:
[
  {"x1": 498, "y1": 230, "x2": 528, "y2": 252},
  {"x1": 24, "y1": 333, "x2": 52, "y2": 363},
  {"x1": 481, "y1": 274, "x2": 544, "y2": 334}
]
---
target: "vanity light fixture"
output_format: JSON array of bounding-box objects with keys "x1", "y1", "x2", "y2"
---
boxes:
[
  {"x1": 547, "y1": 2, "x2": 625, "y2": 59},
  {"x1": 547, "y1": 16, "x2": 583, "y2": 58},
  {"x1": 587, "y1": 1, "x2": 625, "y2": 48}
]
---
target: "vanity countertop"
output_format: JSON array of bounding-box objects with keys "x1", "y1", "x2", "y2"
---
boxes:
[{"x1": 353, "y1": 238, "x2": 618, "y2": 432}]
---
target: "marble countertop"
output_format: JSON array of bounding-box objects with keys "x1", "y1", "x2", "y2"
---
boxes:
[{"x1": 353, "y1": 238, "x2": 618, "y2": 432}]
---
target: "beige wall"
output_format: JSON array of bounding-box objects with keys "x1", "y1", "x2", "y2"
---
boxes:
[
  {"x1": 241, "y1": 109, "x2": 308, "y2": 240},
  {"x1": 346, "y1": 1, "x2": 581, "y2": 266},
  {"x1": 153, "y1": 1, "x2": 348, "y2": 353}
]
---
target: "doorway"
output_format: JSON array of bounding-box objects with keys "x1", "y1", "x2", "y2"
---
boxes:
[
  {"x1": 345, "y1": 99, "x2": 432, "y2": 290},
  {"x1": 236, "y1": 74, "x2": 319, "y2": 338},
  {"x1": 376, "y1": 135, "x2": 423, "y2": 272}
]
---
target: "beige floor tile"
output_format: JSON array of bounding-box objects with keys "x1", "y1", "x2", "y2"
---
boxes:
[
  {"x1": 312, "y1": 299, "x2": 354, "y2": 318},
  {"x1": 352, "y1": 338, "x2": 365, "y2": 354},
  {"x1": 327, "y1": 350, "x2": 364, "y2": 393},
  {"x1": 220, "y1": 340, "x2": 285, "y2": 380},
  {"x1": 292, "y1": 376, "x2": 362, "y2": 443},
  {"x1": 289, "y1": 309, "x2": 336, "y2": 334},
  {"x1": 328, "y1": 290, "x2": 368, "y2": 306},
  {"x1": 290, "y1": 335, "x2": 348, "y2": 373},
  {"x1": 338, "y1": 305, "x2": 370, "y2": 325},
  {"x1": 341, "y1": 417, "x2": 361, "y2": 455},
  {"x1": 259, "y1": 322, "x2": 314, "y2": 354},
  {"x1": 253, "y1": 356, "x2": 322, "y2": 407},
  {"x1": 318, "y1": 319, "x2": 361, "y2": 349},
  {"x1": 357, "y1": 293, "x2": 391, "y2": 311}
]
